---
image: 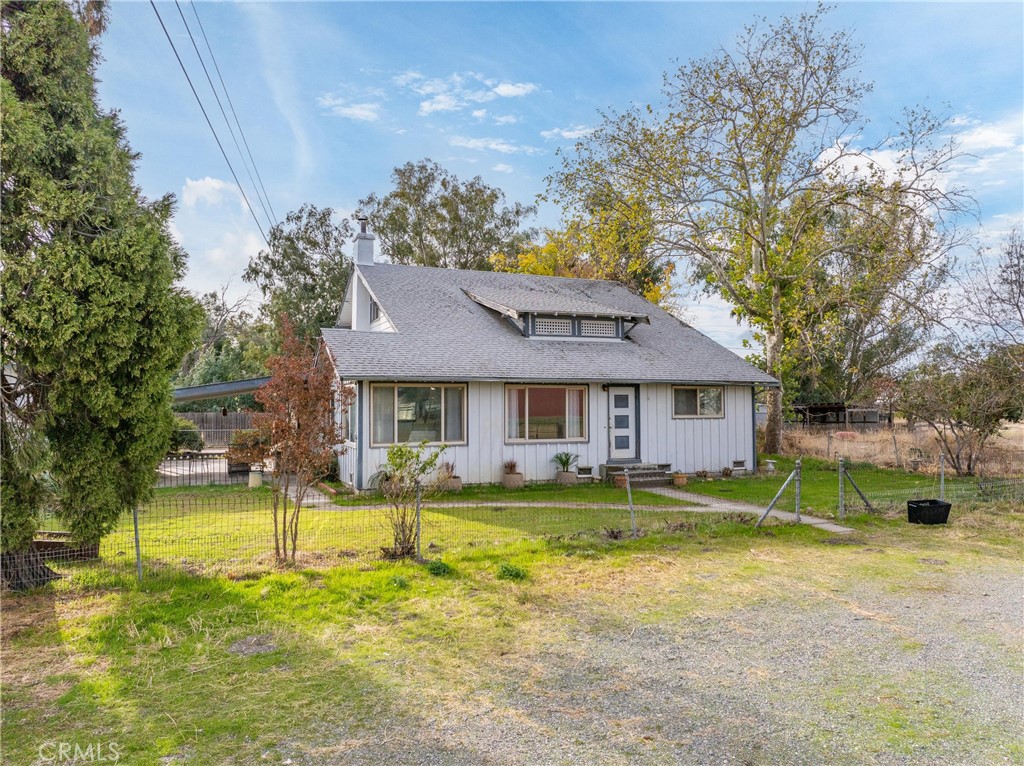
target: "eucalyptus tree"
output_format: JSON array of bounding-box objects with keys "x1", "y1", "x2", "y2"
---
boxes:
[
  {"x1": 244, "y1": 204, "x2": 353, "y2": 343},
  {"x1": 359, "y1": 159, "x2": 536, "y2": 271},
  {"x1": 549, "y1": 4, "x2": 973, "y2": 451}
]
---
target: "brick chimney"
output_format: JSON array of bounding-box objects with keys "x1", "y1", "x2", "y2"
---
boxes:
[{"x1": 354, "y1": 217, "x2": 375, "y2": 265}]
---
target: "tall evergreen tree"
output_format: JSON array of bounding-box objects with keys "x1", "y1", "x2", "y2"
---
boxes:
[{"x1": 1, "y1": 1, "x2": 203, "y2": 588}]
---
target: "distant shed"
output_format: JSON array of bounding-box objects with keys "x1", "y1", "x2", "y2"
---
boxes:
[{"x1": 790, "y1": 402, "x2": 891, "y2": 428}]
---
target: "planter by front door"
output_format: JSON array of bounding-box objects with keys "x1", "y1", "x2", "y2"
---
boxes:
[{"x1": 608, "y1": 386, "x2": 638, "y2": 460}]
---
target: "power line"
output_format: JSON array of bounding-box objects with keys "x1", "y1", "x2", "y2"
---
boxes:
[
  {"x1": 149, "y1": 0, "x2": 270, "y2": 248},
  {"x1": 189, "y1": 0, "x2": 278, "y2": 227},
  {"x1": 173, "y1": 0, "x2": 275, "y2": 232}
]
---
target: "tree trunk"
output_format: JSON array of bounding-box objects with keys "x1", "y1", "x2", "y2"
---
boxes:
[
  {"x1": 1, "y1": 549, "x2": 62, "y2": 591},
  {"x1": 763, "y1": 311, "x2": 785, "y2": 454}
]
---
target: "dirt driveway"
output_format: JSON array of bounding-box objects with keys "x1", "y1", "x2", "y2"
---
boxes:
[
  {"x1": 273, "y1": 548, "x2": 1022, "y2": 766},
  {"x1": 5, "y1": 516, "x2": 1022, "y2": 766}
]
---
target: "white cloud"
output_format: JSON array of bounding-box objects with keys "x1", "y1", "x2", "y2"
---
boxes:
[
  {"x1": 958, "y1": 115, "x2": 1019, "y2": 152},
  {"x1": 493, "y1": 81, "x2": 538, "y2": 98},
  {"x1": 449, "y1": 136, "x2": 541, "y2": 155},
  {"x1": 419, "y1": 93, "x2": 462, "y2": 115},
  {"x1": 541, "y1": 125, "x2": 595, "y2": 140},
  {"x1": 170, "y1": 193, "x2": 266, "y2": 306},
  {"x1": 493, "y1": 114, "x2": 518, "y2": 125},
  {"x1": 392, "y1": 69, "x2": 424, "y2": 87},
  {"x1": 317, "y1": 93, "x2": 381, "y2": 122},
  {"x1": 317, "y1": 82, "x2": 387, "y2": 122},
  {"x1": 182, "y1": 177, "x2": 243, "y2": 209},
  {"x1": 492, "y1": 163, "x2": 514, "y2": 173},
  {"x1": 394, "y1": 70, "x2": 540, "y2": 116}
]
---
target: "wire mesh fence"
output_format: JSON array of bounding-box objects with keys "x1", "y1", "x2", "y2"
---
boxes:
[{"x1": 29, "y1": 451, "x2": 1022, "y2": 584}]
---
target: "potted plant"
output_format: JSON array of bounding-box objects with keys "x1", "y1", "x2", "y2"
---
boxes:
[
  {"x1": 672, "y1": 471, "x2": 688, "y2": 487},
  {"x1": 502, "y1": 459, "x2": 524, "y2": 489},
  {"x1": 435, "y1": 461, "x2": 462, "y2": 493},
  {"x1": 552, "y1": 452, "x2": 578, "y2": 485}
]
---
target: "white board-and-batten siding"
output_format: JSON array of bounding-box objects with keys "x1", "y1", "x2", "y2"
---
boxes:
[
  {"x1": 637, "y1": 384, "x2": 755, "y2": 474},
  {"x1": 336, "y1": 381, "x2": 755, "y2": 489}
]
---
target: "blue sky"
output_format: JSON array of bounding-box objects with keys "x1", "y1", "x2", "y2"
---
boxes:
[{"x1": 96, "y1": 1, "x2": 1024, "y2": 351}]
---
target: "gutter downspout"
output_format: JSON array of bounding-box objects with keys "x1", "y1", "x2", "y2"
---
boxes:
[{"x1": 356, "y1": 380, "x2": 364, "y2": 491}]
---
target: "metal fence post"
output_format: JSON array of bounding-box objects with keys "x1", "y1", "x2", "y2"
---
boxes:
[
  {"x1": 132, "y1": 507, "x2": 143, "y2": 583},
  {"x1": 794, "y1": 458, "x2": 802, "y2": 523},
  {"x1": 939, "y1": 453, "x2": 945, "y2": 501},
  {"x1": 838, "y1": 456, "x2": 845, "y2": 522},
  {"x1": 415, "y1": 480, "x2": 422, "y2": 560},
  {"x1": 624, "y1": 469, "x2": 637, "y2": 537}
]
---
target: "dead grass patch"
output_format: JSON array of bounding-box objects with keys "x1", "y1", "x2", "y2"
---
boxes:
[{"x1": 782, "y1": 425, "x2": 1024, "y2": 476}]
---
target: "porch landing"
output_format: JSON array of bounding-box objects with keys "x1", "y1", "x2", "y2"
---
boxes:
[{"x1": 599, "y1": 463, "x2": 673, "y2": 487}]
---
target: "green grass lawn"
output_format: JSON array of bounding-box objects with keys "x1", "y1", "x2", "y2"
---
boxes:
[
  {"x1": 679, "y1": 455, "x2": 1010, "y2": 516},
  {"x1": 113, "y1": 462, "x2": 1021, "y2": 575},
  {"x1": 100, "y1": 483, "x2": 696, "y2": 574},
  {"x1": 327, "y1": 480, "x2": 687, "y2": 507},
  {"x1": 6, "y1": 501, "x2": 1022, "y2": 765}
]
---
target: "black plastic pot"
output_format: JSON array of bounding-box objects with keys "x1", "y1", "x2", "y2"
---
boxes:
[{"x1": 908, "y1": 499, "x2": 951, "y2": 525}]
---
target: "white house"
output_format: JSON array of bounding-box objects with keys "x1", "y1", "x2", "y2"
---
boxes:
[{"x1": 320, "y1": 226, "x2": 779, "y2": 489}]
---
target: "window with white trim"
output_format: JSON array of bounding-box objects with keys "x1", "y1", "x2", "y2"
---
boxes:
[
  {"x1": 369, "y1": 299, "x2": 381, "y2": 323},
  {"x1": 506, "y1": 385, "x2": 587, "y2": 441},
  {"x1": 672, "y1": 386, "x2": 724, "y2": 418},
  {"x1": 371, "y1": 384, "x2": 466, "y2": 445}
]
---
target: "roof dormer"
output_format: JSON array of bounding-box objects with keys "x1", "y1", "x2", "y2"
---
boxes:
[{"x1": 462, "y1": 288, "x2": 649, "y2": 340}]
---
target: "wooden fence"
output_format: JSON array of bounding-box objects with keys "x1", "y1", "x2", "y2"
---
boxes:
[{"x1": 175, "y1": 411, "x2": 253, "y2": 449}]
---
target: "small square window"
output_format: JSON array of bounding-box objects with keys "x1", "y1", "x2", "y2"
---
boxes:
[
  {"x1": 672, "y1": 386, "x2": 724, "y2": 418},
  {"x1": 614, "y1": 415, "x2": 630, "y2": 428},
  {"x1": 614, "y1": 435, "x2": 630, "y2": 449},
  {"x1": 614, "y1": 394, "x2": 629, "y2": 409}
]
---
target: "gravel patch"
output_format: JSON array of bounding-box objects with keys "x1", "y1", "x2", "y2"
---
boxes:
[{"x1": 290, "y1": 561, "x2": 1023, "y2": 766}]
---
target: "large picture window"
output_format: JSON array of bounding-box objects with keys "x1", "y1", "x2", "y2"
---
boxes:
[
  {"x1": 371, "y1": 384, "x2": 466, "y2": 445},
  {"x1": 673, "y1": 386, "x2": 724, "y2": 418},
  {"x1": 506, "y1": 385, "x2": 587, "y2": 442}
]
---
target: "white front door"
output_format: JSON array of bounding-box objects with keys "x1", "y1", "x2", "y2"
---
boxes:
[{"x1": 608, "y1": 386, "x2": 638, "y2": 460}]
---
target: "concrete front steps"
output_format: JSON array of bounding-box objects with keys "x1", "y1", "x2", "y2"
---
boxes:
[{"x1": 600, "y1": 463, "x2": 673, "y2": 487}]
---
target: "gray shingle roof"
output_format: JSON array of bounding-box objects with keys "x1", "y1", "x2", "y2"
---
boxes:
[
  {"x1": 463, "y1": 287, "x2": 648, "y2": 321},
  {"x1": 321, "y1": 264, "x2": 778, "y2": 386}
]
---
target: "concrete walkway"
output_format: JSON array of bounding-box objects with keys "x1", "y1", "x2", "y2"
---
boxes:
[
  {"x1": 645, "y1": 486, "x2": 856, "y2": 534},
  {"x1": 282, "y1": 483, "x2": 857, "y2": 535}
]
